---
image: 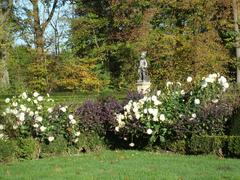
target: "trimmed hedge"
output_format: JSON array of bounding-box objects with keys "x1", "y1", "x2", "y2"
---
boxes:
[
  {"x1": 16, "y1": 138, "x2": 40, "y2": 160},
  {"x1": 40, "y1": 137, "x2": 68, "y2": 158},
  {"x1": 0, "y1": 140, "x2": 17, "y2": 163},
  {"x1": 228, "y1": 136, "x2": 240, "y2": 157},
  {"x1": 189, "y1": 135, "x2": 240, "y2": 157}
]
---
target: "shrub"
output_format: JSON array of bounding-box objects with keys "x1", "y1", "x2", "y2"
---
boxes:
[
  {"x1": 167, "y1": 140, "x2": 186, "y2": 154},
  {"x1": 75, "y1": 97, "x2": 123, "y2": 136},
  {"x1": 228, "y1": 136, "x2": 240, "y2": 157},
  {"x1": 114, "y1": 73, "x2": 230, "y2": 147},
  {"x1": 1, "y1": 92, "x2": 80, "y2": 144},
  {"x1": 189, "y1": 135, "x2": 228, "y2": 156},
  {"x1": 0, "y1": 140, "x2": 17, "y2": 163},
  {"x1": 74, "y1": 132, "x2": 105, "y2": 152},
  {"x1": 16, "y1": 138, "x2": 39, "y2": 160},
  {"x1": 40, "y1": 136, "x2": 68, "y2": 157}
]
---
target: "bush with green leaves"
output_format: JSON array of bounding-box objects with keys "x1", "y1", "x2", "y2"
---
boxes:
[
  {"x1": 0, "y1": 139, "x2": 17, "y2": 163},
  {"x1": 40, "y1": 136, "x2": 69, "y2": 157},
  {"x1": 114, "y1": 73, "x2": 230, "y2": 148},
  {"x1": 228, "y1": 136, "x2": 240, "y2": 157},
  {"x1": 0, "y1": 92, "x2": 80, "y2": 144},
  {"x1": 16, "y1": 138, "x2": 39, "y2": 160}
]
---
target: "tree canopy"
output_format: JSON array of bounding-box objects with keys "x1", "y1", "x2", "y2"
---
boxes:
[{"x1": 0, "y1": 0, "x2": 239, "y2": 92}]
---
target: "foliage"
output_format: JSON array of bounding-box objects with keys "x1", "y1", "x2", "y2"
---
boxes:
[
  {"x1": 16, "y1": 138, "x2": 39, "y2": 160},
  {"x1": 70, "y1": 0, "x2": 234, "y2": 91},
  {"x1": 55, "y1": 57, "x2": 103, "y2": 91},
  {"x1": 0, "y1": 139, "x2": 17, "y2": 163},
  {"x1": 228, "y1": 136, "x2": 240, "y2": 157},
  {"x1": 8, "y1": 46, "x2": 34, "y2": 93},
  {"x1": 75, "y1": 97, "x2": 123, "y2": 136},
  {"x1": 40, "y1": 136, "x2": 68, "y2": 157},
  {"x1": 1, "y1": 92, "x2": 79, "y2": 144},
  {"x1": 74, "y1": 132, "x2": 105, "y2": 152},
  {"x1": 147, "y1": 30, "x2": 231, "y2": 89},
  {"x1": 189, "y1": 135, "x2": 228, "y2": 156},
  {"x1": 167, "y1": 140, "x2": 186, "y2": 154},
  {"x1": 189, "y1": 135, "x2": 240, "y2": 157},
  {"x1": 115, "y1": 73, "x2": 230, "y2": 147}
]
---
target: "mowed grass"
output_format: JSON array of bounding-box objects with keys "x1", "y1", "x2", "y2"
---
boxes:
[
  {"x1": 0, "y1": 90, "x2": 126, "y2": 107},
  {"x1": 0, "y1": 150, "x2": 240, "y2": 180}
]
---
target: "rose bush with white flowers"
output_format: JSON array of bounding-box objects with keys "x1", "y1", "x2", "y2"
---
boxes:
[
  {"x1": 115, "y1": 73, "x2": 230, "y2": 147},
  {"x1": 0, "y1": 92, "x2": 80, "y2": 144}
]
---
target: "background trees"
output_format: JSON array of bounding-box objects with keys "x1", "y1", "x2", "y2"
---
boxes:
[{"x1": 0, "y1": 0, "x2": 239, "y2": 93}]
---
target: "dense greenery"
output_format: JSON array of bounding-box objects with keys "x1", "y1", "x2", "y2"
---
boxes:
[{"x1": 0, "y1": 0, "x2": 237, "y2": 93}]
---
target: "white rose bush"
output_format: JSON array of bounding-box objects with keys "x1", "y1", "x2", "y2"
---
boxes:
[
  {"x1": 115, "y1": 73, "x2": 230, "y2": 147},
  {"x1": 0, "y1": 92, "x2": 80, "y2": 144}
]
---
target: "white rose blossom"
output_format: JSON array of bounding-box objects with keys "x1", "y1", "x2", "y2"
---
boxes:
[
  {"x1": 29, "y1": 111, "x2": 34, "y2": 117},
  {"x1": 33, "y1": 123, "x2": 39, "y2": 128},
  {"x1": 212, "y1": 99, "x2": 219, "y2": 104},
  {"x1": 47, "y1": 108, "x2": 53, "y2": 113},
  {"x1": 115, "y1": 126, "x2": 120, "y2": 132},
  {"x1": 69, "y1": 114, "x2": 74, "y2": 120},
  {"x1": 5, "y1": 98, "x2": 10, "y2": 103},
  {"x1": 22, "y1": 92, "x2": 28, "y2": 99},
  {"x1": 157, "y1": 90, "x2": 161, "y2": 96},
  {"x1": 40, "y1": 126, "x2": 46, "y2": 132},
  {"x1": 194, "y1": 99, "x2": 200, "y2": 105},
  {"x1": 18, "y1": 112, "x2": 25, "y2": 121},
  {"x1": 75, "y1": 132, "x2": 81, "y2": 136},
  {"x1": 13, "y1": 125, "x2": 18, "y2": 129},
  {"x1": 160, "y1": 114, "x2": 166, "y2": 121},
  {"x1": 37, "y1": 96, "x2": 43, "y2": 101},
  {"x1": 60, "y1": 106, "x2": 67, "y2": 112},
  {"x1": 36, "y1": 116, "x2": 43, "y2": 122},
  {"x1": 129, "y1": 143, "x2": 135, "y2": 147},
  {"x1": 0, "y1": 124, "x2": 4, "y2": 130},
  {"x1": 33, "y1": 92, "x2": 39, "y2": 97},
  {"x1": 147, "y1": 129, "x2": 153, "y2": 135},
  {"x1": 187, "y1": 76, "x2": 192, "y2": 83},
  {"x1": 48, "y1": 136, "x2": 54, "y2": 142},
  {"x1": 70, "y1": 119, "x2": 76, "y2": 125},
  {"x1": 192, "y1": 113, "x2": 197, "y2": 118},
  {"x1": 12, "y1": 102, "x2": 18, "y2": 107}
]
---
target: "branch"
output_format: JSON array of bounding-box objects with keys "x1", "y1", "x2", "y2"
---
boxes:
[
  {"x1": 0, "y1": 0, "x2": 13, "y2": 26},
  {"x1": 42, "y1": 0, "x2": 58, "y2": 31}
]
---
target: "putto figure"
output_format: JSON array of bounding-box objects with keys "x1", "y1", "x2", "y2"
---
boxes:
[{"x1": 138, "y1": 51, "x2": 149, "y2": 82}]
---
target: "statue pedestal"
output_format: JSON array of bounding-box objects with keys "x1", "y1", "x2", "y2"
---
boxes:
[{"x1": 136, "y1": 81, "x2": 151, "y2": 94}]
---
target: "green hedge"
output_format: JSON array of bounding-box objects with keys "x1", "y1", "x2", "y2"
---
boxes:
[
  {"x1": 16, "y1": 138, "x2": 40, "y2": 160},
  {"x1": 189, "y1": 135, "x2": 240, "y2": 157},
  {"x1": 228, "y1": 136, "x2": 240, "y2": 157},
  {"x1": 40, "y1": 137, "x2": 68, "y2": 158},
  {"x1": 0, "y1": 140, "x2": 17, "y2": 163}
]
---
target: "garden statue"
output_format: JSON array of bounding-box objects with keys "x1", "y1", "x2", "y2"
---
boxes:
[
  {"x1": 138, "y1": 51, "x2": 149, "y2": 82},
  {"x1": 136, "y1": 51, "x2": 151, "y2": 94}
]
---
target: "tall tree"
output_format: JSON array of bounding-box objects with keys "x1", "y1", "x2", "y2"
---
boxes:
[
  {"x1": 233, "y1": 0, "x2": 240, "y2": 83},
  {"x1": 0, "y1": 0, "x2": 13, "y2": 88},
  {"x1": 14, "y1": 0, "x2": 61, "y2": 60}
]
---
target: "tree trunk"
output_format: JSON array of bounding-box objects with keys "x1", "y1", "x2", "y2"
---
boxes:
[
  {"x1": 0, "y1": 0, "x2": 12, "y2": 88},
  {"x1": 32, "y1": 0, "x2": 45, "y2": 60},
  {"x1": 32, "y1": 0, "x2": 59, "y2": 60},
  {"x1": 35, "y1": 29, "x2": 44, "y2": 57},
  {"x1": 233, "y1": 0, "x2": 240, "y2": 83}
]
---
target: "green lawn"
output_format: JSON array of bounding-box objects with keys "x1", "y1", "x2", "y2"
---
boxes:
[
  {"x1": 0, "y1": 150, "x2": 240, "y2": 180},
  {"x1": 0, "y1": 90, "x2": 126, "y2": 107}
]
